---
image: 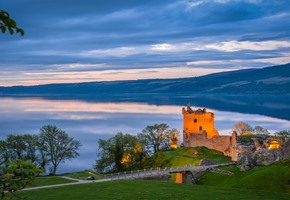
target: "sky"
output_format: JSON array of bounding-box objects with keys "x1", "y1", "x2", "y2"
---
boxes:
[{"x1": 1, "y1": 0, "x2": 290, "y2": 86}]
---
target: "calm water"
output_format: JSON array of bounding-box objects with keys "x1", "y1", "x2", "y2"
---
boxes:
[{"x1": 1, "y1": 97, "x2": 290, "y2": 173}]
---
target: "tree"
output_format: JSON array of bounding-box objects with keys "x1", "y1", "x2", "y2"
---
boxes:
[
  {"x1": 0, "y1": 160, "x2": 42, "y2": 199},
  {"x1": 138, "y1": 123, "x2": 176, "y2": 153},
  {"x1": 38, "y1": 125, "x2": 81, "y2": 175},
  {"x1": 0, "y1": 9, "x2": 24, "y2": 36},
  {"x1": 0, "y1": 140, "x2": 10, "y2": 166},
  {"x1": 3, "y1": 134, "x2": 39, "y2": 165},
  {"x1": 169, "y1": 128, "x2": 181, "y2": 149},
  {"x1": 96, "y1": 133, "x2": 143, "y2": 173},
  {"x1": 6, "y1": 134, "x2": 27, "y2": 161},
  {"x1": 22, "y1": 134, "x2": 38, "y2": 163},
  {"x1": 253, "y1": 126, "x2": 270, "y2": 135},
  {"x1": 275, "y1": 130, "x2": 290, "y2": 137},
  {"x1": 233, "y1": 122, "x2": 253, "y2": 136}
]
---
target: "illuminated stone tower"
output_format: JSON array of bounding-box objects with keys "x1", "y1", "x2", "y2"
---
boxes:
[{"x1": 182, "y1": 104, "x2": 219, "y2": 140}]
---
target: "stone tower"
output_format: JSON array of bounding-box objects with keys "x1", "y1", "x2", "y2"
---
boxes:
[{"x1": 182, "y1": 104, "x2": 219, "y2": 140}]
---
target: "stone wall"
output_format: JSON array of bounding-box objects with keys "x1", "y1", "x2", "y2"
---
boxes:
[
  {"x1": 282, "y1": 138, "x2": 290, "y2": 159},
  {"x1": 184, "y1": 130, "x2": 237, "y2": 159}
]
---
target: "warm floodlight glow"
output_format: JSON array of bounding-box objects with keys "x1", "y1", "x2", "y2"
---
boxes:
[{"x1": 268, "y1": 141, "x2": 281, "y2": 149}]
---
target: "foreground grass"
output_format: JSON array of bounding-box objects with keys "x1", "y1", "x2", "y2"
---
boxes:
[
  {"x1": 21, "y1": 180, "x2": 290, "y2": 200},
  {"x1": 31, "y1": 176, "x2": 77, "y2": 187}
]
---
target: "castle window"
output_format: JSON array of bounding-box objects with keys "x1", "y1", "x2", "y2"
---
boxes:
[
  {"x1": 199, "y1": 126, "x2": 202, "y2": 131},
  {"x1": 194, "y1": 119, "x2": 197, "y2": 123}
]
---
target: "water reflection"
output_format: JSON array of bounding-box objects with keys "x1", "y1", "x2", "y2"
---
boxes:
[{"x1": 1, "y1": 97, "x2": 290, "y2": 173}]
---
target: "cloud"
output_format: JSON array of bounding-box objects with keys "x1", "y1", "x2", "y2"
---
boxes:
[
  {"x1": 81, "y1": 47, "x2": 138, "y2": 58},
  {"x1": 151, "y1": 43, "x2": 175, "y2": 51},
  {"x1": 1, "y1": 0, "x2": 290, "y2": 86},
  {"x1": 193, "y1": 40, "x2": 290, "y2": 52}
]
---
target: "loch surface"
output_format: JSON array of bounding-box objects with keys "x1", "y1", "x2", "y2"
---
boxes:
[{"x1": 1, "y1": 97, "x2": 290, "y2": 173}]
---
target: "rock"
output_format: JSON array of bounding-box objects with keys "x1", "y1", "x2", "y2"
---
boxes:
[
  {"x1": 253, "y1": 148, "x2": 283, "y2": 166},
  {"x1": 237, "y1": 152, "x2": 255, "y2": 171},
  {"x1": 199, "y1": 159, "x2": 215, "y2": 166}
]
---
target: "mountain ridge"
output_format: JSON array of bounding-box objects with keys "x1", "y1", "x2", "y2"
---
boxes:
[{"x1": 1, "y1": 63, "x2": 290, "y2": 96}]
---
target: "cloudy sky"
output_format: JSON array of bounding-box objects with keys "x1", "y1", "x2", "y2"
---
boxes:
[{"x1": 1, "y1": 0, "x2": 290, "y2": 86}]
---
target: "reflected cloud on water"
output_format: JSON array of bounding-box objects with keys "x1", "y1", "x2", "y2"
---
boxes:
[{"x1": 1, "y1": 97, "x2": 290, "y2": 173}]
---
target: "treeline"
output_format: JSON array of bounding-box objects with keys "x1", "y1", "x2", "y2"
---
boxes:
[
  {"x1": 96, "y1": 123, "x2": 180, "y2": 173},
  {"x1": 0, "y1": 125, "x2": 81, "y2": 175}
]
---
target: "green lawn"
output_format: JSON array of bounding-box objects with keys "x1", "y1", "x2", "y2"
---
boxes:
[
  {"x1": 61, "y1": 171, "x2": 104, "y2": 180},
  {"x1": 31, "y1": 176, "x2": 77, "y2": 187},
  {"x1": 144, "y1": 147, "x2": 231, "y2": 168},
  {"x1": 200, "y1": 159, "x2": 290, "y2": 193},
  {"x1": 20, "y1": 180, "x2": 290, "y2": 200}
]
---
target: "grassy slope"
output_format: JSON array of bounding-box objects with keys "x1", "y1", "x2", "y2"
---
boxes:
[
  {"x1": 21, "y1": 180, "x2": 290, "y2": 200},
  {"x1": 200, "y1": 159, "x2": 290, "y2": 193},
  {"x1": 143, "y1": 147, "x2": 231, "y2": 168},
  {"x1": 62, "y1": 171, "x2": 104, "y2": 180}
]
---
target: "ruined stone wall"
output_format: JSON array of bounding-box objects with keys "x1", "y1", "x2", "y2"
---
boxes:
[
  {"x1": 184, "y1": 131, "x2": 235, "y2": 157},
  {"x1": 181, "y1": 106, "x2": 290, "y2": 164},
  {"x1": 282, "y1": 138, "x2": 290, "y2": 159}
]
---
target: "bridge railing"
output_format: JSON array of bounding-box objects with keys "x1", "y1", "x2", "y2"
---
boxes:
[
  {"x1": 103, "y1": 164, "x2": 197, "y2": 180},
  {"x1": 103, "y1": 162, "x2": 235, "y2": 180}
]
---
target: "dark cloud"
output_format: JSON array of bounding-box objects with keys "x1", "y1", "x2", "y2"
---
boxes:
[{"x1": 1, "y1": 0, "x2": 290, "y2": 85}]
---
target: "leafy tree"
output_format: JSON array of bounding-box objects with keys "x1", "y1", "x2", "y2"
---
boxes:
[
  {"x1": 5, "y1": 134, "x2": 26, "y2": 161},
  {"x1": 96, "y1": 133, "x2": 143, "y2": 173},
  {"x1": 22, "y1": 134, "x2": 38, "y2": 163},
  {"x1": 169, "y1": 128, "x2": 181, "y2": 149},
  {"x1": 0, "y1": 160, "x2": 42, "y2": 200},
  {"x1": 3, "y1": 134, "x2": 39, "y2": 165},
  {"x1": 138, "y1": 124, "x2": 177, "y2": 153},
  {"x1": 0, "y1": 140, "x2": 10, "y2": 166},
  {"x1": 0, "y1": 9, "x2": 24, "y2": 36},
  {"x1": 95, "y1": 138, "x2": 115, "y2": 173},
  {"x1": 38, "y1": 125, "x2": 81, "y2": 175},
  {"x1": 233, "y1": 122, "x2": 253, "y2": 136},
  {"x1": 36, "y1": 139, "x2": 50, "y2": 173},
  {"x1": 275, "y1": 130, "x2": 290, "y2": 137}
]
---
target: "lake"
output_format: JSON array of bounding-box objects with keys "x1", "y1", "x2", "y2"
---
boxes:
[{"x1": 1, "y1": 97, "x2": 290, "y2": 173}]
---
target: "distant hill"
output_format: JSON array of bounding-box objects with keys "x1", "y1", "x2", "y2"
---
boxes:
[{"x1": 1, "y1": 63, "x2": 290, "y2": 96}]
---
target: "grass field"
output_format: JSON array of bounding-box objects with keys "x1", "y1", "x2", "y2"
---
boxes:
[
  {"x1": 200, "y1": 159, "x2": 290, "y2": 193},
  {"x1": 31, "y1": 176, "x2": 77, "y2": 187},
  {"x1": 18, "y1": 148, "x2": 289, "y2": 200},
  {"x1": 20, "y1": 180, "x2": 290, "y2": 200}
]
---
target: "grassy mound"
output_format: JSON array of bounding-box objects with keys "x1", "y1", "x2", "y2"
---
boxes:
[
  {"x1": 62, "y1": 171, "x2": 104, "y2": 180},
  {"x1": 200, "y1": 159, "x2": 290, "y2": 193},
  {"x1": 143, "y1": 147, "x2": 231, "y2": 168}
]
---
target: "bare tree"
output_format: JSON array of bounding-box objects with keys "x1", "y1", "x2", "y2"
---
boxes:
[
  {"x1": 234, "y1": 122, "x2": 253, "y2": 136},
  {"x1": 38, "y1": 125, "x2": 81, "y2": 175}
]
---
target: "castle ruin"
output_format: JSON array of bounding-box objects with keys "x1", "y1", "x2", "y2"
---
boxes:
[
  {"x1": 183, "y1": 104, "x2": 237, "y2": 158},
  {"x1": 182, "y1": 105, "x2": 290, "y2": 164}
]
